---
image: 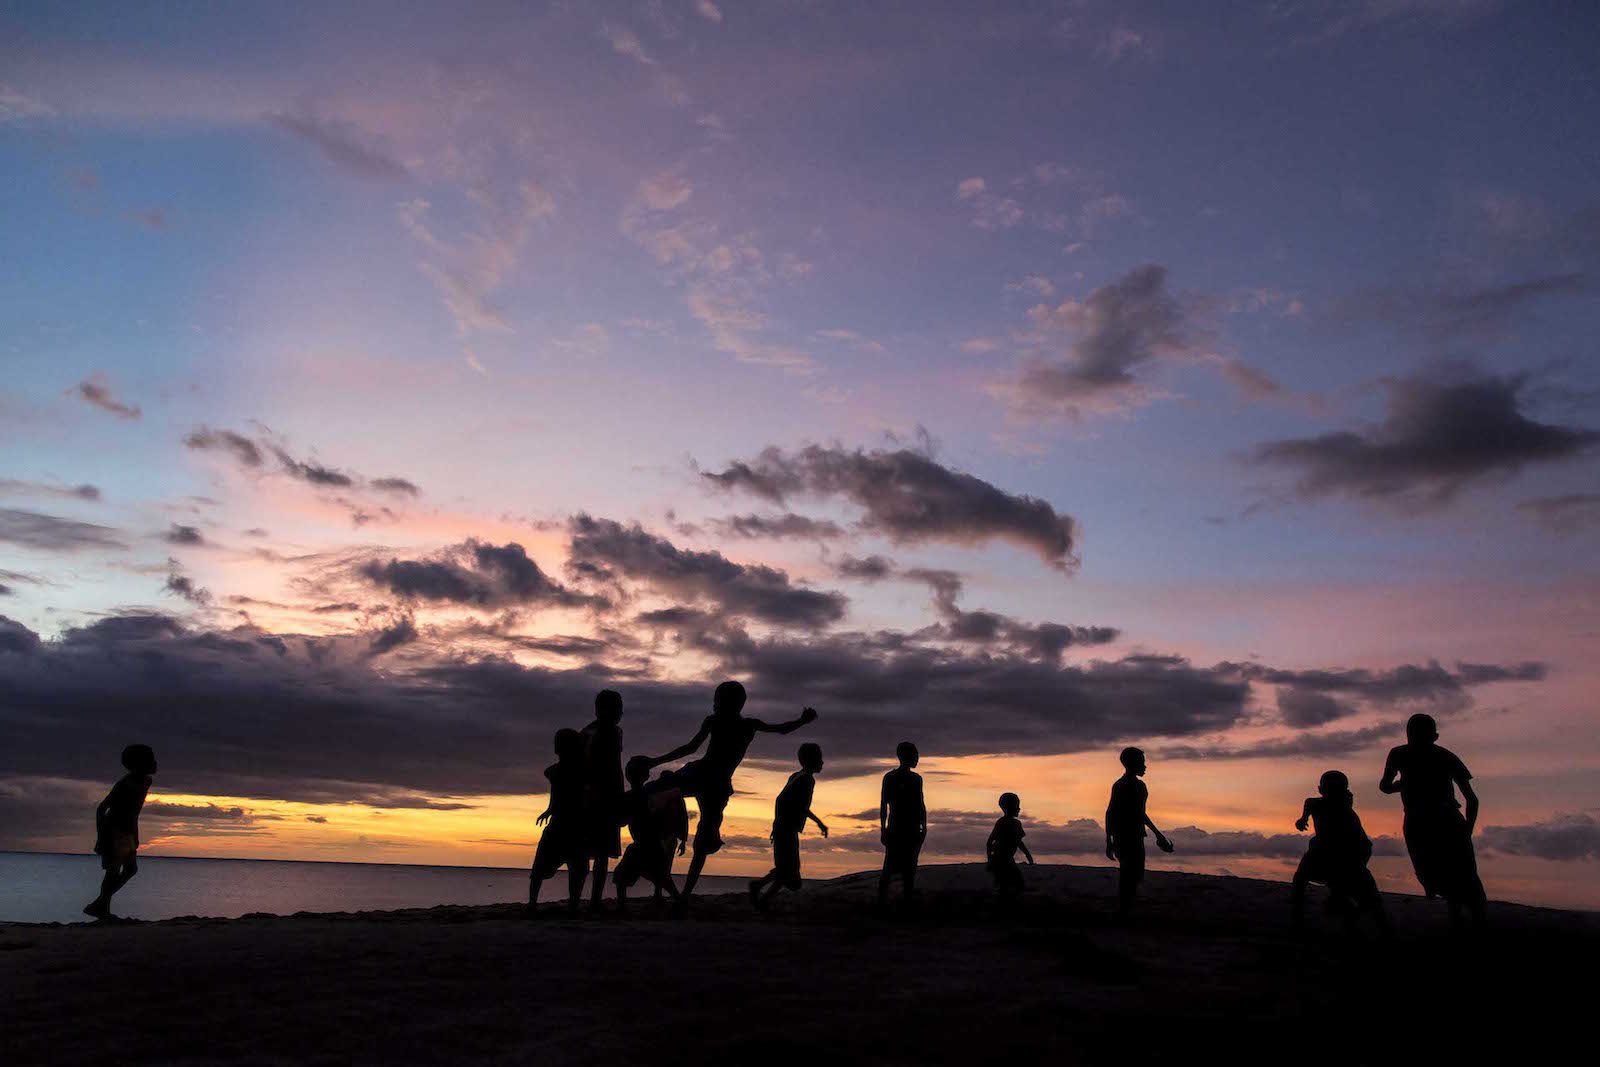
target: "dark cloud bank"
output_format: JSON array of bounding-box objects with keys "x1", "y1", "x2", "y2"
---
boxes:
[
  {"x1": 700, "y1": 443, "x2": 1079, "y2": 571},
  {"x1": 1253, "y1": 370, "x2": 1597, "y2": 507}
]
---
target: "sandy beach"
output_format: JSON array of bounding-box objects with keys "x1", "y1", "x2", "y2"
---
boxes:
[{"x1": 4, "y1": 862, "x2": 1590, "y2": 1064}]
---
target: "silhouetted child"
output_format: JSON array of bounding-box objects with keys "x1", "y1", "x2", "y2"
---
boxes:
[
  {"x1": 528, "y1": 728, "x2": 588, "y2": 916},
  {"x1": 1291, "y1": 770, "x2": 1389, "y2": 933},
  {"x1": 581, "y1": 689, "x2": 625, "y2": 912},
  {"x1": 749, "y1": 743, "x2": 827, "y2": 910},
  {"x1": 645, "y1": 680, "x2": 817, "y2": 899},
  {"x1": 878, "y1": 741, "x2": 927, "y2": 911},
  {"x1": 83, "y1": 744, "x2": 157, "y2": 920},
  {"x1": 986, "y1": 792, "x2": 1033, "y2": 901},
  {"x1": 613, "y1": 756, "x2": 687, "y2": 913},
  {"x1": 1105, "y1": 746, "x2": 1173, "y2": 914},
  {"x1": 1380, "y1": 713, "x2": 1486, "y2": 928}
]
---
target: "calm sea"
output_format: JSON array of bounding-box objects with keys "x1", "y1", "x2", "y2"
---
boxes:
[{"x1": 0, "y1": 852, "x2": 748, "y2": 925}]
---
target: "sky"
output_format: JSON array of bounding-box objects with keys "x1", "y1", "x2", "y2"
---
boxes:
[{"x1": 2, "y1": 0, "x2": 1598, "y2": 909}]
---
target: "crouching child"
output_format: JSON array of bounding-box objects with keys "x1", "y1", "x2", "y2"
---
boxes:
[{"x1": 613, "y1": 756, "x2": 688, "y2": 912}]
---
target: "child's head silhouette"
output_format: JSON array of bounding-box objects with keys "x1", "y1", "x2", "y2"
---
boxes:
[
  {"x1": 1119, "y1": 746, "x2": 1146, "y2": 775},
  {"x1": 1405, "y1": 713, "x2": 1438, "y2": 746},
  {"x1": 595, "y1": 689, "x2": 623, "y2": 725},
  {"x1": 713, "y1": 680, "x2": 747, "y2": 717},
  {"x1": 798, "y1": 742, "x2": 824, "y2": 772},
  {"x1": 554, "y1": 727, "x2": 584, "y2": 762},
  {"x1": 121, "y1": 744, "x2": 157, "y2": 775},
  {"x1": 625, "y1": 755, "x2": 652, "y2": 787},
  {"x1": 1318, "y1": 769, "x2": 1353, "y2": 804},
  {"x1": 998, "y1": 791, "x2": 1020, "y2": 816},
  {"x1": 896, "y1": 740, "x2": 919, "y2": 768}
]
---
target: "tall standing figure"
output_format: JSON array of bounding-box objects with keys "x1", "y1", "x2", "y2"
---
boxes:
[
  {"x1": 83, "y1": 744, "x2": 157, "y2": 920},
  {"x1": 1105, "y1": 746, "x2": 1173, "y2": 915},
  {"x1": 643, "y1": 681, "x2": 817, "y2": 900},
  {"x1": 1380, "y1": 713, "x2": 1487, "y2": 928},
  {"x1": 581, "y1": 689, "x2": 625, "y2": 913},
  {"x1": 877, "y1": 741, "x2": 927, "y2": 912}
]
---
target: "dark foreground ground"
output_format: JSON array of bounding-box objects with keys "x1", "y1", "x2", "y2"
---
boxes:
[{"x1": 3, "y1": 863, "x2": 1592, "y2": 1065}]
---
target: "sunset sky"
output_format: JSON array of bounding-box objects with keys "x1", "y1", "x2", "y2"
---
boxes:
[{"x1": 2, "y1": 1, "x2": 1597, "y2": 909}]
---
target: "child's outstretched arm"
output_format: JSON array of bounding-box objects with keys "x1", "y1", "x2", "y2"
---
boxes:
[
  {"x1": 647, "y1": 720, "x2": 712, "y2": 768},
  {"x1": 1296, "y1": 798, "x2": 1314, "y2": 831},
  {"x1": 808, "y1": 810, "x2": 829, "y2": 838},
  {"x1": 752, "y1": 707, "x2": 819, "y2": 734}
]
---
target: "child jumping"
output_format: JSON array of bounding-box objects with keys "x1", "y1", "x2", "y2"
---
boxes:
[
  {"x1": 1291, "y1": 770, "x2": 1389, "y2": 933},
  {"x1": 528, "y1": 728, "x2": 589, "y2": 917},
  {"x1": 878, "y1": 741, "x2": 927, "y2": 912},
  {"x1": 83, "y1": 744, "x2": 157, "y2": 920},
  {"x1": 1105, "y1": 746, "x2": 1173, "y2": 914},
  {"x1": 612, "y1": 757, "x2": 688, "y2": 913},
  {"x1": 749, "y1": 743, "x2": 827, "y2": 910},
  {"x1": 986, "y1": 792, "x2": 1033, "y2": 902}
]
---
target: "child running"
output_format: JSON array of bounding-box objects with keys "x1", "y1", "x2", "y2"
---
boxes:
[
  {"x1": 1379, "y1": 713, "x2": 1487, "y2": 928},
  {"x1": 83, "y1": 744, "x2": 157, "y2": 920},
  {"x1": 986, "y1": 792, "x2": 1033, "y2": 902},
  {"x1": 749, "y1": 743, "x2": 827, "y2": 910}
]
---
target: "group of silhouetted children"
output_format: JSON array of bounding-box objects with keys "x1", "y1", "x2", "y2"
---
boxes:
[{"x1": 86, "y1": 687, "x2": 1489, "y2": 933}]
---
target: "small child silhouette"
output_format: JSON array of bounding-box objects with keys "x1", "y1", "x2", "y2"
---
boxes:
[
  {"x1": 986, "y1": 792, "x2": 1034, "y2": 902},
  {"x1": 749, "y1": 743, "x2": 827, "y2": 911},
  {"x1": 878, "y1": 741, "x2": 927, "y2": 912},
  {"x1": 83, "y1": 744, "x2": 156, "y2": 920},
  {"x1": 1105, "y1": 746, "x2": 1173, "y2": 914},
  {"x1": 527, "y1": 728, "x2": 589, "y2": 917},
  {"x1": 612, "y1": 756, "x2": 687, "y2": 913},
  {"x1": 1291, "y1": 770, "x2": 1390, "y2": 933}
]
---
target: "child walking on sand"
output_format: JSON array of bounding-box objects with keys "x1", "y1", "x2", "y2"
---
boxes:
[
  {"x1": 1105, "y1": 746, "x2": 1173, "y2": 914},
  {"x1": 528, "y1": 728, "x2": 589, "y2": 917},
  {"x1": 612, "y1": 757, "x2": 687, "y2": 913},
  {"x1": 986, "y1": 792, "x2": 1034, "y2": 902},
  {"x1": 749, "y1": 743, "x2": 827, "y2": 910},
  {"x1": 83, "y1": 744, "x2": 157, "y2": 920},
  {"x1": 878, "y1": 741, "x2": 927, "y2": 912},
  {"x1": 1291, "y1": 770, "x2": 1389, "y2": 933}
]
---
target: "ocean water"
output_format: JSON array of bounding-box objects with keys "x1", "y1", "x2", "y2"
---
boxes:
[{"x1": 0, "y1": 852, "x2": 749, "y2": 925}]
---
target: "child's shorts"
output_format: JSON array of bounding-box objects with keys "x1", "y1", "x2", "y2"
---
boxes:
[
  {"x1": 612, "y1": 840, "x2": 670, "y2": 889},
  {"x1": 531, "y1": 824, "x2": 586, "y2": 880},
  {"x1": 770, "y1": 830, "x2": 802, "y2": 890},
  {"x1": 99, "y1": 832, "x2": 138, "y2": 870}
]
